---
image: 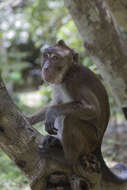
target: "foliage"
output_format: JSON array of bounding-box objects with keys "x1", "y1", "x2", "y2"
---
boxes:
[
  {"x1": 0, "y1": 151, "x2": 29, "y2": 190},
  {"x1": 0, "y1": 0, "x2": 94, "y2": 87}
]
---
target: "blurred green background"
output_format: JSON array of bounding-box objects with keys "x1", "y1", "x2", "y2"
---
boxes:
[{"x1": 0, "y1": 0, "x2": 126, "y2": 189}]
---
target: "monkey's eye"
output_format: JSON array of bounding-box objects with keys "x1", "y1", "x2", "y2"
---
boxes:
[
  {"x1": 52, "y1": 55, "x2": 59, "y2": 61},
  {"x1": 43, "y1": 53, "x2": 48, "y2": 58}
]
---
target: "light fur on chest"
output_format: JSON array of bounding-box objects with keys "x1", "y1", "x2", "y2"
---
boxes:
[
  {"x1": 52, "y1": 84, "x2": 73, "y2": 104},
  {"x1": 60, "y1": 86, "x2": 73, "y2": 103},
  {"x1": 52, "y1": 84, "x2": 73, "y2": 139}
]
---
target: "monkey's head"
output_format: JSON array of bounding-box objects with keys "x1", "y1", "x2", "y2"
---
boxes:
[{"x1": 42, "y1": 40, "x2": 78, "y2": 84}]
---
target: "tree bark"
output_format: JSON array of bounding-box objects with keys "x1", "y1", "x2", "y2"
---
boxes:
[
  {"x1": 64, "y1": 0, "x2": 127, "y2": 110},
  {"x1": 0, "y1": 76, "x2": 71, "y2": 189},
  {"x1": 106, "y1": 0, "x2": 127, "y2": 31}
]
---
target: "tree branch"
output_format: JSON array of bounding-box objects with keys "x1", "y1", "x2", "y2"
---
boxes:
[
  {"x1": 64, "y1": 0, "x2": 127, "y2": 110},
  {"x1": 0, "y1": 76, "x2": 46, "y2": 178},
  {"x1": 105, "y1": 0, "x2": 127, "y2": 31},
  {"x1": 0, "y1": 76, "x2": 72, "y2": 189}
]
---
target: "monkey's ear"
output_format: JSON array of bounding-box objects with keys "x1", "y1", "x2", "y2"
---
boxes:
[
  {"x1": 72, "y1": 51, "x2": 79, "y2": 63},
  {"x1": 57, "y1": 40, "x2": 66, "y2": 47}
]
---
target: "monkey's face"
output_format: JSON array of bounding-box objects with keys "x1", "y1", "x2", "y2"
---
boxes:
[{"x1": 42, "y1": 46, "x2": 73, "y2": 84}]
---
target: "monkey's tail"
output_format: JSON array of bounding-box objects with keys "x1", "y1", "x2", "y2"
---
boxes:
[{"x1": 95, "y1": 148, "x2": 127, "y2": 184}]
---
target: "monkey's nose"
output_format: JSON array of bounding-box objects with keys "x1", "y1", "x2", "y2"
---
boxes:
[
  {"x1": 44, "y1": 67, "x2": 49, "y2": 72},
  {"x1": 44, "y1": 62, "x2": 50, "y2": 71}
]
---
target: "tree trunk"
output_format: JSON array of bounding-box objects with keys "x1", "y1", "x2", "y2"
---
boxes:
[
  {"x1": 64, "y1": 0, "x2": 127, "y2": 110},
  {"x1": 106, "y1": 0, "x2": 127, "y2": 31}
]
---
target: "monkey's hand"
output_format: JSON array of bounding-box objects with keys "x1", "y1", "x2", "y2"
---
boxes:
[{"x1": 45, "y1": 109, "x2": 58, "y2": 135}]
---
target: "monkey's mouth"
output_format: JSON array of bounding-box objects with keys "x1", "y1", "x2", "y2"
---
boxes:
[
  {"x1": 42, "y1": 72, "x2": 62, "y2": 84},
  {"x1": 42, "y1": 71, "x2": 56, "y2": 83}
]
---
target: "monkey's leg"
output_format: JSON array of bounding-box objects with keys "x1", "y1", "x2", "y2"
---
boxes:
[
  {"x1": 61, "y1": 115, "x2": 99, "y2": 165},
  {"x1": 42, "y1": 135, "x2": 63, "y2": 152}
]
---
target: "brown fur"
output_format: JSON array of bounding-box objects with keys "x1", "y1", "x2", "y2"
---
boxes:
[{"x1": 42, "y1": 40, "x2": 110, "y2": 164}]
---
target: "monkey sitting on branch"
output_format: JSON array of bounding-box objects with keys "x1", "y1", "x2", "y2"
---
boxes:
[
  {"x1": 28, "y1": 40, "x2": 127, "y2": 184},
  {"x1": 41, "y1": 40, "x2": 109, "y2": 162}
]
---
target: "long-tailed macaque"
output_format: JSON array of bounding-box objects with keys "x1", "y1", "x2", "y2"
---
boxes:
[
  {"x1": 41, "y1": 40, "x2": 110, "y2": 162},
  {"x1": 29, "y1": 40, "x2": 127, "y2": 183}
]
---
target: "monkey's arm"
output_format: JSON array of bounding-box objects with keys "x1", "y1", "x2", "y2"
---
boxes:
[
  {"x1": 26, "y1": 96, "x2": 62, "y2": 125},
  {"x1": 48, "y1": 101, "x2": 96, "y2": 119},
  {"x1": 27, "y1": 101, "x2": 96, "y2": 128},
  {"x1": 26, "y1": 107, "x2": 48, "y2": 125},
  {"x1": 45, "y1": 101, "x2": 97, "y2": 134}
]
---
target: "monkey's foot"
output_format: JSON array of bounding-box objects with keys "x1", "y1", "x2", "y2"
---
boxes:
[{"x1": 41, "y1": 135, "x2": 63, "y2": 153}]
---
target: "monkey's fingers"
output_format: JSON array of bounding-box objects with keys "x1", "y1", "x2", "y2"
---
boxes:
[
  {"x1": 45, "y1": 122, "x2": 57, "y2": 135},
  {"x1": 50, "y1": 123, "x2": 58, "y2": 135},
  {"x1": 45, "y1": 122, "x2": 52, "y2": 134},
  {"x1": 52, "y1": 126, "x2": 58, "y2": 134}
]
